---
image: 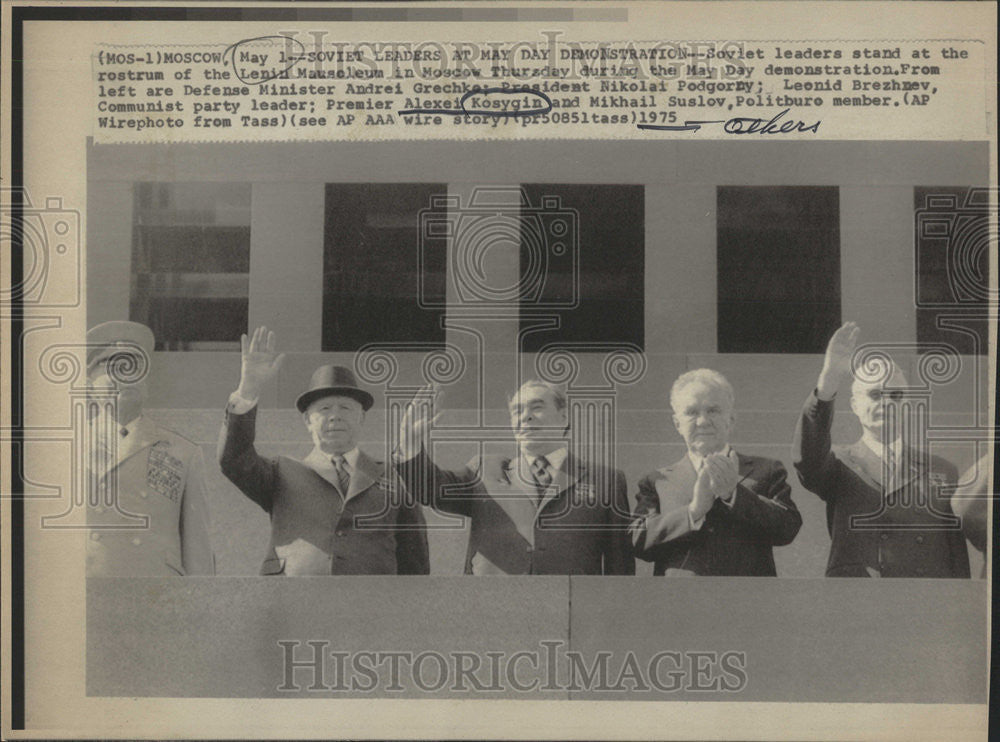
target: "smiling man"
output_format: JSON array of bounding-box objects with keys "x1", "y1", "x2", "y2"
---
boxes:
[
  {"x1": 630, "y1": 369, "x2": 801, "y2": 576},
  {"x1": 218, "y1": 326, "x2": 429, "y2": 576},
  {"x1": 396, "y1": 379, "x2": 634, "y2": 575},
  {"x1": 793, "y1": 322, "x2": 970, "y2": 578}
]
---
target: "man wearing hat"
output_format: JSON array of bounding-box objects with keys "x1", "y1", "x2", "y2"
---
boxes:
[
  {"x1": 86, "y1": 320, "x2": 215, "y2": 576},
  {"x1": 218, "y1": 326, "x2": 429, "y2": 576}
]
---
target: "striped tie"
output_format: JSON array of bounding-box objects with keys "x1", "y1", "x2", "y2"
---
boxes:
[
  {"x1": 332, "y1": 455, "x2": 351, "y2": 496},
  {"x1": 531, "y1": 455, "x2": 552, "y2": 505}
]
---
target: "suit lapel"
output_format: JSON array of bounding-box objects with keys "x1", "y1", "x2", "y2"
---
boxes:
[
  {"x1": 892, "y1": 447, "x2": 926, "y2": 492},
  {"x1": 848, "y1": 440, "x2": 926, "y2": 493},
  {"x1": 539, "y1": 453, "x2": 582, "y2": 515},
  {"x1": 494, "y1": 458, "x2": 539, "y2": 545},
  {"x1": 657, "y1": 455, "x2": 697, "y2": 508},
  {"x1": 106, "y1": 417, "x2": 163, "y2": 477},
  {"x1": 846, "y1": 443, "x2": 885, "y2": 490},
  {"x1": 734, "y1": 452, "x2": 760, "y2": 488},
  {"x1": 347, "y1": 450, "x2": 380, "y2": 501}
]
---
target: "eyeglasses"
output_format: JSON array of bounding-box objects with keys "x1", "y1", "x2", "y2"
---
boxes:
[
  {"x1": 678, "y1": 407, "x2": 729, "y2": 420},
  {"x1": 866, "y1": 390, "x2": 904, "y2": 401}
]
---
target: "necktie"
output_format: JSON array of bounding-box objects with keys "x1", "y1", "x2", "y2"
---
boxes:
[
  {"x1": 332, "y1": 455, "x2": 351, "y2": 496},
  {"x1": 886, "y1": 447, "x2": 897, "y2": 489},
  {"x1": 531, "y1": 455, "x2": 552, "y2": 505}
]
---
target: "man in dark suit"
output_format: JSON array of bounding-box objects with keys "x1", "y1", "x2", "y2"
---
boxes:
[
  {"x1": 218, "y1": 326, "x2": 429, "y2": 576},
  {"x1": 630, "y1": 369, "x2": 801, "y2": 576},
  {"x1": 793, "y1": 321, "x2": 970, "y2": 578},
  {"x1": 396, "y1": 380, "x2": 634, "y2": 575}
]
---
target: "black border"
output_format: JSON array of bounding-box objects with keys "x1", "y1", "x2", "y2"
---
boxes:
[{"x1": 10, "y1": 6, "x2": 24, "y2": 731}]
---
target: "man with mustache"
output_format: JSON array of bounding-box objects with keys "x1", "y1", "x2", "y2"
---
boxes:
[
  {"x1": 396, "y1": 379, "x2": 634, "y2": 575},
  {"x1": 794, "y1": 322, "x2": 970, "y2": 577},
  {"x1": 219, "y1": 326, "x2": 429, "y2": 575},
  {"x1": 630, "y1": 368, "x2": 801, "y2": 576}
]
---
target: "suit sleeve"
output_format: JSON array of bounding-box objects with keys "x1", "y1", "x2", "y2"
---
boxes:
[
  {"x1": 952, "y1": 455, "x2": 990, "y2": 554},
  {"x1": 217, "y1": 406, "x2": 278, "y2": 513},
  {"x1": 603, "y1": 469, "x2": 635, "y2": 575},
  {"x1": 394, "y1": 475, "x2": 431, "y2": 575},
  {"x1": 629, "y1": 473, "x2": 697, "y2": 562},
  {"x1": 726, "y1": 459, "x2": 802, "y2": 546},
  {"x1": 935, "y1": 459, "x2": 973, "y2": 579},
  {"x1": 793, "y1": 390, "x2": 841, "y2": 501},
  {"x1": 395, "y1": 448, "x2": 478, "y2": 517},
  {"x1": 180, "y1": 446, "x2": 216, "y2": 575}
]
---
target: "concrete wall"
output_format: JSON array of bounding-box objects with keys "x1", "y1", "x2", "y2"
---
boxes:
[{"x1": 87, "y1": 140, "x2": 991, "y2": 576}]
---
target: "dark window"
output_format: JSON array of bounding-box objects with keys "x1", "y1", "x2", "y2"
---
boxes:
[
  {"x1": 914, "y1": 186, "x2": 990, "y2": 355},
  {"x1": 518, "y1": 184, "x2": 645, "y2": 352},
  {"x1": 717, "y1": 186, "x2": 841, "y2": 353},
  {"x1": 130, "y1": 183, "x2": 250, "y2": 351},
  {"x1": 323, "y1": 184, "x2": 447, "y2": 351}
]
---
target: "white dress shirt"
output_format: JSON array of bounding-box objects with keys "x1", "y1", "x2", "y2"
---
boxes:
[
  {"x1": 526, "y1": 447, "x2": 567, "y2": 476},
  {"x1": 302, "y1": 446, "x2": 362, "y2": 499},
  {"x1": 518, "y1": 447, "x2": 567, "y2": 509},
  {"x1": 228, "y1": 389, "x2": 362, "y2": 499}
]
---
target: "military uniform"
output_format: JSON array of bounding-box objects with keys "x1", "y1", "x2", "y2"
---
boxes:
[
  {"x1": 793, "y1": 391, "x2": 970, "y2": 578},
  {"x1": 87, "y1": 416, "x2": 215, "y2": 576}
]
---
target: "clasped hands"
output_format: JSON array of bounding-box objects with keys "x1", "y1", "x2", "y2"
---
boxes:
[{"x1": 689, "y1": 450, "x2": 740, "y2": 521}]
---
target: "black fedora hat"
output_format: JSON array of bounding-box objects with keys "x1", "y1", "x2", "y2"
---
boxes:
[{"x1": 295, "y1": 365, "x2": 374, "y2": 413}]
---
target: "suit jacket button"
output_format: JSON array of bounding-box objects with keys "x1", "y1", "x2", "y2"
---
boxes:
[
  {"x1": 140, "y1": 491, "x2": 148, "y2": 499},
  {"x1": 915, "y1": 535, "x2": 925, "y2": 544},
  {"x1": 90, "y1": 532, "x2": 101, "y2": 541},
  {"x1": 880, "y1": 533, "x2": 889, "y2": 541},
  {"x1": 132, "y1": 537, "x2": 142, "y2": 546},
  {"x1": 336, "y1": 530, "x2": 346, "y2": 537}
]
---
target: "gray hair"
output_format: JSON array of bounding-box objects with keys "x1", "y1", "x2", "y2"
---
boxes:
[
  {"x1": 670, "y1": 368, "x2": 735, "y2": 412},
  {"x1": 508, "y1": 379, "x2": 567, "y2": 411}
]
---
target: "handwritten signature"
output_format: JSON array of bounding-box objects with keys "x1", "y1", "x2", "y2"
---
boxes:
[{"x1": 638, "y1": 108, "x2": 820, "y2": 134}]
